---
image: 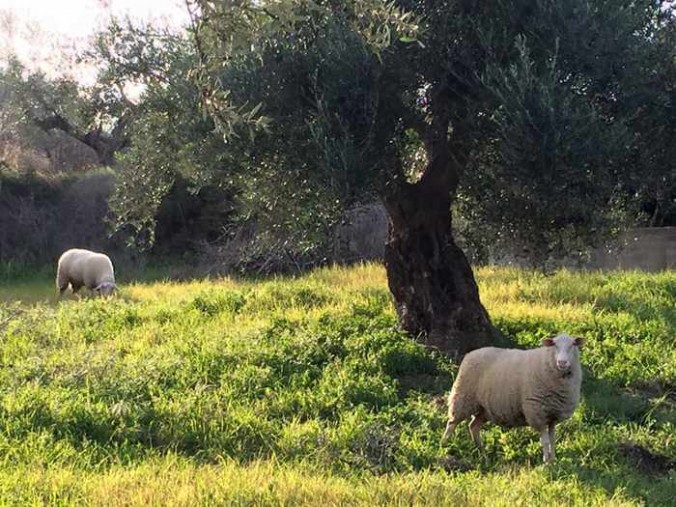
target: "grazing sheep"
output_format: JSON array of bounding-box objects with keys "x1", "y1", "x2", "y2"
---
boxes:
[
  {"x1": 56, "y1": 248, "x2": 117, "y2": 297},
  {"x1": 442, "y1": 333, "x2": 584, "y2": 463}
]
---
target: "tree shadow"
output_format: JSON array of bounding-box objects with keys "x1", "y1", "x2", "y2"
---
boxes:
[
  {"x1": 556, "y1": 370, "x2": 675, "y2": 505},
  {"x1": 434, "y1": 366, "x2": 674, "y2": 505}
]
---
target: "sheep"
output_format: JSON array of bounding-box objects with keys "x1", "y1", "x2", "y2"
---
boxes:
[
  {"x1": 441, "y1": 333, "x2": 584, "y2": 464},
  {"x1": 56, "y1": 248, "x2": 117, "y2": 297}
]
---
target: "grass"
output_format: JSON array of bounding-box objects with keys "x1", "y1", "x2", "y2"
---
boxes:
[{"x1": 0, "y1": 263, "x2": 674, "y2": 506}]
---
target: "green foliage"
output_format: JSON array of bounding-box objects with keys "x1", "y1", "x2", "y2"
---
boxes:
[
  {"x1": 0, "y1": 265, "x2": 674, "y2": 504},
  {"x1": 191, "y1": 0, "x2": 675, "y2": 261},
  {"x1": 0, "y1": 57, "x2": 127, "y2": 169},
  {"x1": 0, "y1": 59, "x2": 87, "y2": 137},
  {"x1": 83, "y1": 19, "x2": 236, "y2": 251},
  {"x1": 457, "y1": 1, "x2": 676, "y2": 261},
  {"x1": 0, "y1": 47, "x2": 233, "y2": 263},
  {"x1": 189, "y1": 0, "x2": 421, "y2": 242}
]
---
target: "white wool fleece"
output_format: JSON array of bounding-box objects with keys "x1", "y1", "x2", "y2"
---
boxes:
[
  {"x1": 443, "y1": 333, "x2": 583, "y2": 463},
  {"x1": 56, "y1": 248, "x2": 117, "y2": 297}
]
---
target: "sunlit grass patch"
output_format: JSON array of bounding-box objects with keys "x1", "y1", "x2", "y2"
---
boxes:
[
  {"x1": 0, "y1": 264, "x2": 674, "y2": 505},
  {"x1": 0, "y1": 458, "x2": 645, "y2": 506}
]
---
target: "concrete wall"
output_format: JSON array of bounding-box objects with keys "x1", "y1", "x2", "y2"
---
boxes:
[
  {"x1": 587, "y1": 227, "x2": 675, "y2": 272},
  {"x1": 332, "y1": 203, "x2": 675, "y2": 272},
  {"x1": 333, "y1": 203, "x2": 388, "y2": 262}
]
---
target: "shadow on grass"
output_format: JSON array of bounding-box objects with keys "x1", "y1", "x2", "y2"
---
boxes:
[
  {"x1": 563, "y1": 371, "x2": 675, "y2": 506},
  {"x1": 582, "y1": 371, "x2": 676, "y2": 426},
  {"x1": 434, "y1": 365, "x2": 674, "y2": 505},
  {"x1": 548, "y1": 461, "x2": 675, "y2": 506}
]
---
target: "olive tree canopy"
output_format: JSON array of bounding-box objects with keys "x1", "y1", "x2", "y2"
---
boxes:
[{"x1": 187, "y1": 0, "x2": 674, "y2": 356}]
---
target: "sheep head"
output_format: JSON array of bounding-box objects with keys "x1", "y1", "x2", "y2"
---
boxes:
[
  {"x1": 542, "y1": 333, "x2": 584, "y2": 374},
  {"x1": 94, "y1": 282, "x2": 117, "y2": 297}
]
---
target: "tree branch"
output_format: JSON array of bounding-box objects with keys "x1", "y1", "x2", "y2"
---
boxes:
[
  {"x1": 418, "y1": 81, "x2": 462, "y2": 194},
  {"x1": 32, "y1": 113, "x2": 73, "y2": 134},
  {"x1": 31, "y1": 111, "x2": 127, "y2": 166}
]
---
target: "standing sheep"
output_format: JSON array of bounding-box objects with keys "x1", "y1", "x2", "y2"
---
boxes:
[
  {"x1": 56, "y1": 248, "x2": 117, "y2": 297},
  {"x1": 442, "y1": 333, "x2": 584, "y2": 463}
]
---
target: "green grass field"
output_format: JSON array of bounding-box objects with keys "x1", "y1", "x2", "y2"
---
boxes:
[{"x1": 0, "y1": 264, "x2": 674, "y2": 506}]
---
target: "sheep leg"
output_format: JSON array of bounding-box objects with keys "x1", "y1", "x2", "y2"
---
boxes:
[
  {"x1": 469, "y1": 414, "x2": 485, "y2": 448},
  {"x1": 442, "y1": 392, "x2": 470, "y2": 444},
  {"x1": 539, "y1": 428, "x2": 553, "y2": 464},
  {"x1": 548, "y1": 422, "x2": 556, "y2": 462},
  {"x1": 441, "y1": 419, "x2": 458, "y2": 443},
  {"x1": 56, "y1": 272, "x2": 69, "y2": 298}
]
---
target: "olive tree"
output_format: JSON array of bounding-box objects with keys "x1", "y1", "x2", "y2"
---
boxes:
[{"x1": 188, "y1": 0, "x2": 673, "y2": 356}]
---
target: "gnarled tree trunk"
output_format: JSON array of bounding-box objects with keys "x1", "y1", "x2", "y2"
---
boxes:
[
  {"x1": 383, "y1": 184, "x2": 496, "y2": 359},
  {"x1": 382, "y1": 84, "x2": 498, "y2": 359}
]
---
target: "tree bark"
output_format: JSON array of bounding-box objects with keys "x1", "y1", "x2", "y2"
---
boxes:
[
  {"x1": 381, "y1": 83, "x2": 499, "y2": 359},
  {"x1": 33, "y1": 114, "x2": 128, "y2": 167},
  {"x1": 383, "y1": 184, "x2": 497, "y2": 359}
]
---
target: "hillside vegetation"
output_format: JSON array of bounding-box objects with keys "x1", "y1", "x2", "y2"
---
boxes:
[{"x1": 0, "y1": 265, "x2": 674, "y2": 505}]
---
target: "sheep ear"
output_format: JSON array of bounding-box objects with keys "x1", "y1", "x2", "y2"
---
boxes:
[
  {"x1": 574, "y1": 337, "x2": 585, "y2": 348},
  {"x1": 542, "y1": 337, "x2": 555, "y2": 347}
]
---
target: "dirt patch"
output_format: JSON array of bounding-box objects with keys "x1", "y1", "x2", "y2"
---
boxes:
[
  {"x1": 432, "y1": 393, "x2": 448, "y2": 411},
  {"x1": 627, "y1": 380, "x2": 676, "y2": 403},
  {"x1": 618, "y1": 442, "x2": 674, "y2": 476},
  {"x1": 438, "y1": 455, "x2": 473, "y2": 473},
  {"x1": 396, "y1": 374, "x2": 448, "y2": 397}
]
